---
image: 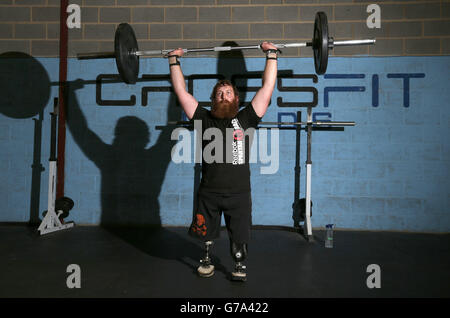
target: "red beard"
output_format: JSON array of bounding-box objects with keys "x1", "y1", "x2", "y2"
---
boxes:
[{"x1": 211, "y1": 98, "x2": 239, "y2": 119}]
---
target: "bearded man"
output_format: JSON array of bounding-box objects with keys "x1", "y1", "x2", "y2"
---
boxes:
[{"x1": 168, "y1": 42, "x2": 278, "y2": 281}]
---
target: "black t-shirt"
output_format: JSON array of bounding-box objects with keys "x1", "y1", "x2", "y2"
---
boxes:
[{"x1": 191, "y1": 103, "x2": 261, "y2": 193}]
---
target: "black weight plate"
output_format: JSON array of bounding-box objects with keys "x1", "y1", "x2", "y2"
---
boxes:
[
  {"x1": 55, "y1": 196, "x2": 74, "y2": 219},
  {"x1": 292, "y1": 198, "x2": 313, "y2": 223},
  {"x1": 0, "y1": 52, "x2": 50, "y2": 118},
  {"x1": 313, "y1": 12, "x2": 329, "y2": 75},
  {"x1": 114, "y1": 23, "x2": 139, "y2": 84}
]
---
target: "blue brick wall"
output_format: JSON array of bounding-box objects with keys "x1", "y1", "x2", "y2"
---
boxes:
[{"x1": 0, "y1": 56, "x2": 449, "y2": 232}]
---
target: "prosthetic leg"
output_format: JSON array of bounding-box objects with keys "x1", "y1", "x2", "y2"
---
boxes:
[
  {"x1": 231, "y1": 242, "x2": 248, "y2": 282},
  {"x1": 198, "y1": 241, "x2": 214, "y2": 278}
]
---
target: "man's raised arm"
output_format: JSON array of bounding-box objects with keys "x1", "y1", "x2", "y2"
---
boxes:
[
  {"x1": 168, "y1": 48, "x2": 198, "y2": 120},
  {"x1": 251, "y1": 42, "x2": 279, "y2": 118}
]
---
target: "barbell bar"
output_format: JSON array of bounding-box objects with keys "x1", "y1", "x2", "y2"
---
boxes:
[
  {"x1": 77, "y1": 12, "x2": 375, "y2": 85},
  {"x1": 167, "y1": 121, "x2": 356, "y2": 126},
  {"x1": 132, "y1": 39, "x2": 375, "y2": 56},
  {"x1": 76, "y1": 39, "x2": 375, "y2": 59}
]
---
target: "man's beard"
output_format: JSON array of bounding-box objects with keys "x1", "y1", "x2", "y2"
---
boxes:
[{"x1": 211, "y1": 98, "x2": 239, "y2": 119}]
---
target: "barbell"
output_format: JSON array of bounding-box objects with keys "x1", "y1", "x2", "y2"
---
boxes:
[{"x1": 77, "y1": 12, "x2": 376, "y2": 84}]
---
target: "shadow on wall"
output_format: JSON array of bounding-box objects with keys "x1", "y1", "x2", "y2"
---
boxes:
[
  {"x1": 0, "y1": 52, "x2": 50, "y2": 119},
  {"x1": 0, "y1": 52, "x2": 51, "y2": 225},
  {"x1": 65, "y1": 80, "x2": 211, "y2": 271},
  {"x1": 217, "y1": 41, "x2": 248, "y2": 106},
  {"x1": 66, "y1": 80, "x2": 179, "y2": 227}
]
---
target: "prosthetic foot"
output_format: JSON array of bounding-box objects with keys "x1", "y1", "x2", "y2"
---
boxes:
[
  {"x1": 198, "y1": 241, "x2": 214, "y2": 278},
  {"x1": 231, "y1": 262, "x2": 247, "y2": 282},
  {"x1": 230, "y1": 241, "x2": 248, "y2": 282}
]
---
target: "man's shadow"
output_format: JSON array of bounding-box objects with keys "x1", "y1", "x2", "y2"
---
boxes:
[{"x1": 66, "y1": 80, "x2": 217, "y2": 274}]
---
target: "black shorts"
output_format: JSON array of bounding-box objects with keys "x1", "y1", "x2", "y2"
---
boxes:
[{"x1": 188, "y1": 190, "x2": 252, "y2": 244}]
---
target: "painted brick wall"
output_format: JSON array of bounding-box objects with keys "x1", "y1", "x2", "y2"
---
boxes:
[
  {"x1": 1, "y1": 0, "x2": 449, "y2": 57},
  {"x1": 1, "y1": 1, "x2": 449, "y2": 233},
  {"x1": 1, "y1": 55, "x2": 449, "y2": 232},
  {"x1": 64, "y1": 56, "x2": 450, "y2": 232}
]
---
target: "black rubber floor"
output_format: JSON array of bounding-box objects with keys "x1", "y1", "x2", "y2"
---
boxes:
[{"x1": 1, "y1": 224, "x2": 449, "y2": 298}]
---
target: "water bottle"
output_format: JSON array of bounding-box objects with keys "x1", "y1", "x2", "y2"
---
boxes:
[{"x1": 325, "y1": 224, "x2": 334, "y2": 248}]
